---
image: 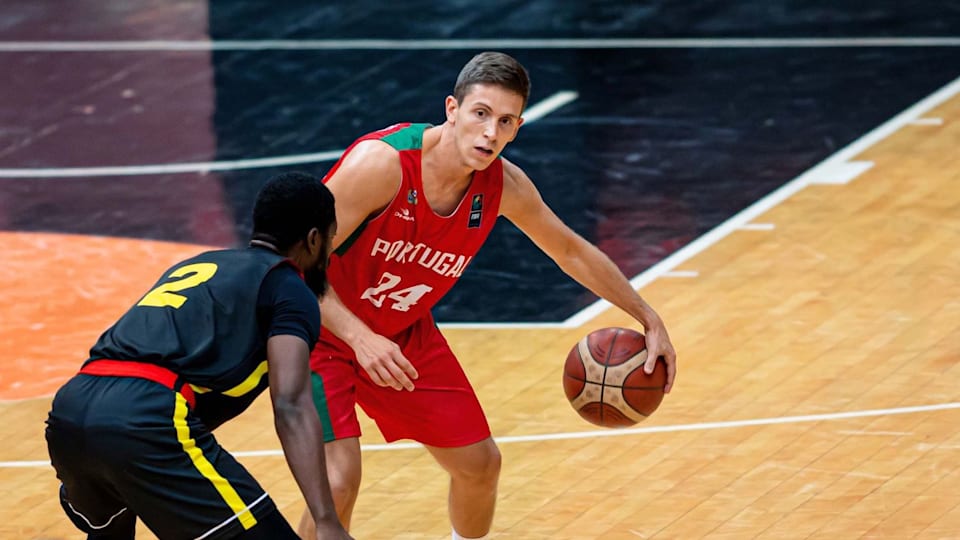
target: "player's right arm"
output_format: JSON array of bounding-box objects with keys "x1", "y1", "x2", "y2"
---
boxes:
[{"x1": 318, "y1": 140, "x2": 419, "y2": 391}]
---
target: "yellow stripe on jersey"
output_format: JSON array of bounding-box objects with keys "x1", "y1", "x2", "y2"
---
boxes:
[
  {"x1": 173, "y1": 393, "x2": 257, "y2": 530},
  {"x1": 221, "y1": 360, "x2": 268, "y2": 397},
  {"x1": 187, "y1": 360, "x2": 267, "y2": 397}
]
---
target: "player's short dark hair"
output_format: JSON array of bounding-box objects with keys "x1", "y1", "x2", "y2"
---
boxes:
[
  {"x1": 252, "y1": 171, "x2": 336, "y2": 251},
  {"x1": 454, "y1": 51, "x2": 531, "y2": 109}
]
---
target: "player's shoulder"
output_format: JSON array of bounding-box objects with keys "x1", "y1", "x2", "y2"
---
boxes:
[
  {"x1": 339, "y1": 138, "x2": 401, "y2": 172},
  {"x1": 261, "y1": 262, "x2": 313, "y2": 303},
  {"x1": 328, "y1": 139, "x2": 403, "y2": 199},
  {"x1": 499, "y1": 156, "x2": 521, "y2": 176},
  {"x1": 499, "y1": 156, "x2": 534, "y2": 192},
  {"x1": 259, "y1": 264, "x2": 320, "y2": 342},
  {"x1": 497, "y1": 156, "x2": 545, "y2": 218}
]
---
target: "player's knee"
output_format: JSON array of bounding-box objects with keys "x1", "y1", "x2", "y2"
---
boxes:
[
  {"x1": 324, "y1": 439, "x2": 362, "y2": 504},
  {"x1": 328, "y1": 474, "x2": 360, "y2": 508},
  {"x1": 326, "y1": 463, "x2": 361, "y2": 508},
  {"x1": 481, "y1": 443, "x2": 502, "y2": 482},
  {"x1": 453, "y1": 442, "x2": 502, "y2": 485}
]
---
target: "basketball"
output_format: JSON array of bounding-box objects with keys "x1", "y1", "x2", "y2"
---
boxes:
[{"x1": 563, "y1": 327, "x2": 666, "y2": 428}]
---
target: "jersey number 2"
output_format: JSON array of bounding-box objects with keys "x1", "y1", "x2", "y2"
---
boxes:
[
  {"x1": 360, "y1": 272, "x2": 433, "y2": 312},
  {"x1": 137, "y1": 263, "x2": 219, "y2": 309}
]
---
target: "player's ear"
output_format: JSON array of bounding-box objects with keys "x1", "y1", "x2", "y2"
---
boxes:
[
  {"x1": 305, "y1": 227, "x2": 321, "y2": 255},
  {"x1": 318, "y1": 226, "x2": 335, "y2": 264},
  {"x1": 508, "y1": 116, "x2": 524, "y2": 142},
  {"x1": 445, "y1": 95, "x2": 458, "y2": 123}
]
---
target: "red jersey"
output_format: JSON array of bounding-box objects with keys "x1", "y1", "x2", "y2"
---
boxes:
[{"x1": 322, "y1": 123, "x2": 503, "y2": 339}]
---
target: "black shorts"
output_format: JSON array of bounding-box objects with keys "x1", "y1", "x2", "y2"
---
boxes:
[{"x1": 46, "y1": 373, "x2": 289, "y2": 540}]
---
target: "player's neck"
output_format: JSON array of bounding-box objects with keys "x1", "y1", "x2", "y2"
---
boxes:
[
  {"x1": 420, "y1": 125, "x2": 475, "y2": 217},
  {"x1": 423, "y1": 124, "x2": 475, "y2": 186}
]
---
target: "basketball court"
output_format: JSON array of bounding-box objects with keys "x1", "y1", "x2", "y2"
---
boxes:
[{"x1": 1, "y1": 2, "x2": 958, "y2": 538}]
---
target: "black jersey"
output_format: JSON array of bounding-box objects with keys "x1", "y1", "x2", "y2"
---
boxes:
[
  {"x1": 87, "y1": 247, "x2": 319, "y2": 425},
  {"x1": 50, "y1": 246, "x2": 320, "y2": 539}
]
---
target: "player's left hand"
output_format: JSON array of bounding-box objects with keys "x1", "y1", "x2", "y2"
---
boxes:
[{"x1": 642, "y1": 317, "x2": 676, "y2": 393}]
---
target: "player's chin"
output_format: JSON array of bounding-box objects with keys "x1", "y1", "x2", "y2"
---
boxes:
[
  {"x1": 467, "y1": 154, "x2": 497, "y2": 171},
  {"x1": 464, "y1": 146, "x2": 495, "y2": 168}
]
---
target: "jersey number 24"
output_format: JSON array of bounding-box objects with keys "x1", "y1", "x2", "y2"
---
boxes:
[{"x1": 360, "y1": 272, "x2": 433, "y2": 312}]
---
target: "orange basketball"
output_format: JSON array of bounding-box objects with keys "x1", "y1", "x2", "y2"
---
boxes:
[{"x1": 563, "y1": 327, "x2": 666, "y2": 428}]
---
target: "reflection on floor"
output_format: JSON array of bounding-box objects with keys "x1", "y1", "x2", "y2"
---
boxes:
[{"x1": 1, "y1": 1, "x2": 959, "y2": 322}]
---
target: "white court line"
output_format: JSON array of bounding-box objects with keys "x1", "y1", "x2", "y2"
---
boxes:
[
  {"x1": 0, "y1": 150, "x2": 345, "y2": 178},
  {"x1": 521, "y1": 91, "x2": 578, "y2": 123},
  {"x1": 0, "y1": 91, "x2": 577, "y2": 179},
  {"x1": 8, "y1": 401, "x2": 959, "y2": 467},
  {"x1": 1, "y1": 37, "x2": 959, "y2": 52},
  {"x1": 805, "y1": 160, "x2": 875, "y2": 185},
  {"x1": 663, "y1": 270, "x2": 699, "y2": 278},
  {"x1": 738, "y1": 223, "x2": 776, "y2": 231},
  {"x1": 908, "y1": 117, "x2": 944, "y2": 125}
]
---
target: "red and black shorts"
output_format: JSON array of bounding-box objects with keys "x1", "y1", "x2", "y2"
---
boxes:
[{"x1": 45, "y1": 361, "x2": 293, "y2": 539}]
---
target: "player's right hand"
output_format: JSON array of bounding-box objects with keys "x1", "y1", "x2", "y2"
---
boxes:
[{"x1": 350, "y1": 332, "x2": 418, "y2": 391}]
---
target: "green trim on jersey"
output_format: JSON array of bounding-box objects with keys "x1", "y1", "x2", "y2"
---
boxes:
[
  {"x1": 380, "y1": 123, "x2": 431, "y2": 151},
  {"x1": 335, "y1": 217, "x2": 369, "y2": 257}
]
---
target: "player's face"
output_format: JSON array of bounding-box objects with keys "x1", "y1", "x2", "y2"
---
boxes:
[{"x1": 446, "y1": 83, "x2": 525, "y2": 170}]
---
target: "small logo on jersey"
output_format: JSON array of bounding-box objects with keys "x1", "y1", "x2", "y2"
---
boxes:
[
  {"x1": 407, "y1": 189, "x2": 418, "y2": 205},
  {"x1": 394, "y1": 208, "x2": 415, "y2": 222},
  {"x1": 468, "y1": 194, "x2": 483, "y2": 228}
]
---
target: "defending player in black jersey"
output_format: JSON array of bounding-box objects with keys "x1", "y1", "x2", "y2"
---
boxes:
[{"x1": 45, "y1": 172, "x2": 352, "y2": 540}]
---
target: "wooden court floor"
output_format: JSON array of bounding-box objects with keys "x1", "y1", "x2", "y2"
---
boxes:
[{"x1": 1, "y1": 88, "x2": 958, "y2": 539}]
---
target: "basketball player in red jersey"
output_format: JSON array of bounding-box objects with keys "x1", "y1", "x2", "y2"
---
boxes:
[{"x1": 299, "y1": 52, "x2": 677, "y2": 539}]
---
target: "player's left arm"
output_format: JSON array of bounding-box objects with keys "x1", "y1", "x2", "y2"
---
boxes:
[
  {"x1": 267, "y1": 336, "x2": 352, "y2": 538},
  {"x1": 263, "y1": 269, "x2": 351, "y2": 538},
  {"x1": 499, "y1": 159, "x2": 677, "y2": 392}
]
